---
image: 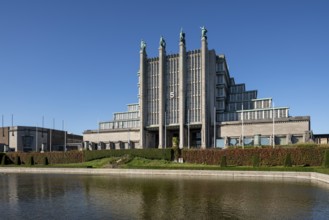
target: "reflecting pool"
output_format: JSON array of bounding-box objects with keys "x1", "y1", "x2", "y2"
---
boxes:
[{"x1": 1, "y1": 173, "x2": 329, "y2": 219}]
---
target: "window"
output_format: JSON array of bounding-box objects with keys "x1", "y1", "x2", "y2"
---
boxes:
[
  {"x1": 217, "y1": 87, "x2": 225, "y2": 97},
  {"x1": 217, "y1": 75, "x2": 224, "y2": 84},
  {"x1": 257, "y1": 111, "x2": 263, "y2": 120},
  {"x1": 217, "y1": 100, "x2": 225, "y2": 110}
]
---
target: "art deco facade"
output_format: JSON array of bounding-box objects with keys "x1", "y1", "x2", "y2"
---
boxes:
[{"x1": 83, "y1": 28, "x2": 311, "y2": 149}]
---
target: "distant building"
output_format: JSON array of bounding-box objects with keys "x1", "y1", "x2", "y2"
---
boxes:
[
  {"x1": 84, "y1": 28, "x2": 312, "y2": 149},
  {"x1": 0, "y1": 126, "x2": 82, "y2": 152},
  {"x1": 313, "y1": 134, "x2": 329, "y2": 145}
]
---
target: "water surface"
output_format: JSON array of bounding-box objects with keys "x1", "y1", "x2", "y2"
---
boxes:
[{"x1": 1, "y1": 173, "x2": 329, "y2": 219}]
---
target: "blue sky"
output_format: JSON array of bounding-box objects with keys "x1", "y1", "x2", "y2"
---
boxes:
[{"x1": 0, "y1": 0, "x2": 328, "y2": 135}]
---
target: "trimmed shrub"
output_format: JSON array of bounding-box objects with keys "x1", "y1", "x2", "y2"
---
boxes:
[
  {"x1": 15, "y1": 156, "x2": 21, "y2": 165},
  {"x1": 172, "y1": 137, "x2": 179, "y2": 161},
  {"x1": 284, "y1": 153, "x2": 292, "y2": 167},
  {"x1": 6, "y1": 151, "x2": 84, "y2": 164},
  {"x1": 28, "y1": 156, "x2": 35, "y2": 166},
  {"x1": 252, "y1": 155, "x2": 260, "y2": 168},
  {"x1": 220, "y1": 156, "x2": 227, "y2": 167},
  {"x1": 43, "y1": 157, "x2": 49, "y2": 166},
  {"x1": 182, "y1": 147, "x2": 328, "y2": 167},
  {"x1": 323, "y1": 150, "x2": 329, "y2": 168}
]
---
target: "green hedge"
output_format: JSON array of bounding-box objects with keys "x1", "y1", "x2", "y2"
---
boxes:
[
  {"x1": 324, "y1": 150, "x2": 329, "y2": 168},
  {"x1": 14, "y1": 156, "x2": 21, "y2": 165},
  {"x1": 182, "y1": 147, "x2": 329, "y2": 166},
  {"x1": 6, "y1": 151, "x2": 84, "y2": 164},
  {"x1": 0, "y1": 153, "x2": 5, "y2": 164},
  {"x1": 1, "y1": 153, "x2": 13, "y2": 166},
  {"x1": 84, "y1": 149, "x2": 172, "y2": 162},
  {"x1": 220, "y1": 156, "x2": 227, "y2": 167}
]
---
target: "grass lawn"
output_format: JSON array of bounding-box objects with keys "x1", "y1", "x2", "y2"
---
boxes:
[{"x1": 120, "y1": 157, "x2": 328, "y2": 173}]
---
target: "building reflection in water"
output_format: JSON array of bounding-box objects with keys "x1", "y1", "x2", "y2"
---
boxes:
[{"x1": 1, "y1": 174, "x2": 329, "y2": 219}]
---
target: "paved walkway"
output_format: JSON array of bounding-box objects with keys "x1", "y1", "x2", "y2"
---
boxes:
[{"x1": 1, "y1": 167, "x2": 329, "y2": 185}]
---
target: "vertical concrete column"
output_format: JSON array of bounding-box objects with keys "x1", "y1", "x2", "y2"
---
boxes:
[
  {"x1": 201, "y1": 31, "x2": 208, "y2": 148},
  {"x1": 179, "y1": 40, "x2": 186, "y2": 149},
  {"x1": 286, "y1": 134, "x2": 292, "y2": 145},
  {"x1": 139, "y1": 41, "x2": 147, "y2": 148},
  {"x1": 158, "y1": 41, "x2": 166, "y2": 148},
  {"x1": 303, "y1": 131, "x2": 311, "y2": 142},
  {"x1": 254, "y1": 134, "x2": 261, "y2": 146}
]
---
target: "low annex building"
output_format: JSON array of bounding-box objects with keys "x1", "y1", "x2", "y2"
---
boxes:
[
  {"x1": 83, "y1": 28, "x2": 311, "y2": 149},
  {"x1": 0, "y1": 126, "x2": 83, "y2": 152}
]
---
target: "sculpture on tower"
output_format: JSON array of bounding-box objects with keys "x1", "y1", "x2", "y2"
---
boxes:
[
  {"x1": 160, "y1": 36, "x2": 166, "y2": 48},
  {"x1": 180, "y1": 28, "x2": 185, "y2": 45},
  {"x1": 201, "y1": 26, "x2": 208, "y2": 40},
  {"x1": 140, "y1": 40, "x2": 146, "y2": 51}
]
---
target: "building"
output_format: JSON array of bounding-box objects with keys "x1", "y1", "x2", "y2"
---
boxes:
[
  {"x1": 83, "y1": 28, "x2": 311, "y2": 149},
  {"x1": 313, "y1": 134, "x2": 329, "y2": 145},
  {"x1": 0, "y1": 126, "x2": 83, "y2": 152}
]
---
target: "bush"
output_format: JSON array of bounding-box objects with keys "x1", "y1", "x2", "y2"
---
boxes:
[
  {"x1": 43, "y1": 157, "x2": 49, "y2": 166},
  {"x1": 220, "y1": 156, "x2": 227, "y2": 167},
  {"x1": 15, "y1": 156, "x2": 21, "y2": 165},
  {"x1": 252, "y1": 155, "x2": 260, "y2": 168},
  {"x1": 284, "y1": 153, "x2": 292, "y2": 167},
  {"x1": 323, "y1": 150, "x2": 329, "y2": 168},
  {"x1": 28, "y1": 156, "x2": 35, "y2": 166}
]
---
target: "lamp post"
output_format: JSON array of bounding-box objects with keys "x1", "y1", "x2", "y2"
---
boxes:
[
  {"x1": 187, "y1": 110, "x2": 190, "y2": 149},
  {"x1": 164, "y1": 111, "x2": 167, "y2": 149}
]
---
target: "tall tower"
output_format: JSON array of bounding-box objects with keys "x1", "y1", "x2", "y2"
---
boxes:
[
  {"x1": 178, "y1": 29, "x2": 186, "y2": 149},
  {"x1": 139, "y1": 40, "x2": 147, "y2": 148},
  {"x1": 158, "y1": 36, "x2": 166, "y2": 148},
  {"x1": 201, "y1": 26, "x2": 208, "y2": 149}
]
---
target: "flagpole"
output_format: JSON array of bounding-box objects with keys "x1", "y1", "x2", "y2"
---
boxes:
[
  {"x1": 62, "y1": 120, "x2": 66, "y2": 152},
  {"x1": 242, "y1": 103, "x2": 244, "y2": 149},
  {"x1": 2, "y1": 115, "x2": 4, "y2": 137},
  {"x1": 36, "y1": 124, "x2": 38, "y2": 152},
  {"x1": 214, "y1": 106, "x2": 216, "y2": 148},
  {"x1": 11, "y1": 114, "x2": 14, "y2": 136},
  {"x1": 272, "y1": 101, "x2": 275, "y2": 148}
]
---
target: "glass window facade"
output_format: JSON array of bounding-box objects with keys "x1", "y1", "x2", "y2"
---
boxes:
[
  {"x1": 186, "y1": 51, "x2": 201, "y2": 123},
  {"x1": 166, "y1": 55, "x2": 180, "y2": 124}
]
